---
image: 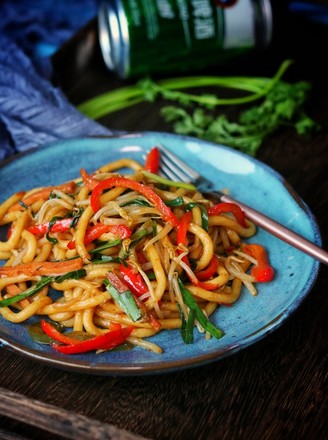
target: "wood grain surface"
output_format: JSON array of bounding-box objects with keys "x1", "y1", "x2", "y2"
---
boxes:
[
  {"x1": 0, "y1": 387, "x2": 149, "y2": 440},
  {"x1": 1, "y1": 13, "x2": 327, "y2": 440}
]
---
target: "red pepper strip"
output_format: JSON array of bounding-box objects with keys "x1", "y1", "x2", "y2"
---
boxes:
[
  {"x1": 195, "y1": 255, "x2": 219, "y2": 281},
  {"x1": 67, "y1": 224, "x2": 132, "y2": 250},
  {"x1": 90, "y1": 176, "x2": 179, "y2": 227},
  {"x1": 194, "y1": 256, "x2": 221, "y2": 290},
  {"x1": 80, "y1": 168, "x2": 99, "y2": 191},
  {"x1": 27, "y1": 218, "x2": 73, "y2": 235},
  {"x1": 99, "y1": 326, "x2": 134, "y2": 350},
  {"x1": 243, "y1": 244, "x2": 275, "y2": 282},
  {"x1": 51, "y1": 324, "x2": 133, "y2": 354},
  {"x1": 207, "y1": 202, "x2": 247, "y2": 228},
  {"x1": 144, "y1": 147, "x2": 160, "y2": 174},
  {"x1": 84, "y1": 224, "x2": 132, "y2": 243},
  {"x1": 41, "y1": 319, "x2": 82, "y2": 345},
  {"x1": 119, "y1": 263, "x2": 149, "y2": 298},
  {"x1": 177, "y1": 211, "x2": 192, "y2": 247},
  {"x1": 176, "y1": 211, "x2": 193, "y2": 268}
]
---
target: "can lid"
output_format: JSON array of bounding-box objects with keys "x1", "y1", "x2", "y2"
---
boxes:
[
  {"x1": 258, "y1": 0, "x2": 273, "y2": 48},
  {"x1": 98, "y1": 1, "x2": 130, "y2": 78},
  {"x1": 98, "y1": 1, "x2": 119, "y2": 72}
]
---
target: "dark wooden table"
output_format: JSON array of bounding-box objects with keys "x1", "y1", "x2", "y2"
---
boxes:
[{"x1": 1, "y1": 15, "x2": 327, "y2": 440}]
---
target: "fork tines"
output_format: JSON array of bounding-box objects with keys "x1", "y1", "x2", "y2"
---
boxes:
[{"x1": 158, "y1": 144, "x2": 200, "y2": 183}]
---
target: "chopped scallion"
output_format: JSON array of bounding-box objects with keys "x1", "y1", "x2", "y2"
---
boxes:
[
  {"x1": 104, "y1": 278, "x2": 142, "y2": 322},
  {"x1": 142, "y1": 171, "x2": 196, "y2": 190},
  {"x1": 178, "y1": 278, "x2": 224, "y2": 339},
  {"x1": 0, "y1": 269, "x2": 86, "y2": 308}
]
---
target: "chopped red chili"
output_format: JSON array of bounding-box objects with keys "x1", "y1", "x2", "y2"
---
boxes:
[
  {"x1": 195, "y1": 255, "x2": 219, "y2": 281},
  {"x1": 27, "y1": 218, "x2": 73, "y2": 235},
  {"x1": 243, "y1": 244, "x2": 275, "y2": 282},
  {"x1": 41, "y1": 319, "x2": 81, "y2": 345},
  {"x1": 50, "y1": 322, "x2": 133, "y2": 354},
  {"x1": 80, "y1": 168, "x2": 100, "y2": 191},
  {"x1": 176, "y1": 210, "x2": 193, "y2": 268},
  {"x1": 119, "y1": 263, "x2": 149, "y2": 298},
  {"x1": 144, "y1": 147, "x2": 160, "y2": 174}
]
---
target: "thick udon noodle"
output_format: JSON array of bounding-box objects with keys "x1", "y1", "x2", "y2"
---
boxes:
[{"x1": 0, "y1": 155, "x2": 262, "y2": 354}]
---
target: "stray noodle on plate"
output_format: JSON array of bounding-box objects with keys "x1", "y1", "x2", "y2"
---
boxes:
[{"x1": 0, "y1": 147, "x2": 274, "y2": 354}]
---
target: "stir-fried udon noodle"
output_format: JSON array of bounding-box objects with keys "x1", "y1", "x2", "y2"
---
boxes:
[{"x1": 0, "y1": 148, "x2": 274, "y2": 354}]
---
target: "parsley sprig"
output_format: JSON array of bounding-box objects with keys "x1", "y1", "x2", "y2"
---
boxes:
[{"x1": 78, "y1": 59, "x2": 319, "y2": 156}]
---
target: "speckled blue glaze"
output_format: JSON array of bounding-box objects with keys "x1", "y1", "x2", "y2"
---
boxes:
[{"x1": 0, "y1": 133, "x2": 321, "y2": 375}]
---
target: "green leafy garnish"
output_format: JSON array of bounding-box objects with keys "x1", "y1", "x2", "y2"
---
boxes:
[
  {"x1": 165, "y1": 196, "x2": 185, "y2": 207},
  {"x1": 0, "y1": 269, "x2": 86, "y2": 307},
  {"x1": 46, "y1": 216, "x2": 61, "y2": 244},
  {"x1": 89, "y1": 239, "x2": 122, "y2": 254},
  {"x1": 160, "y1": 78, "x2": 319, "y2": 156},
  {"x1": 104, "y1": 278, "x2": 142, "y2": 322},
  {"x1": 78, "y1": 59, "x2": 319, "y2": 156},
  {"x1": 141, "y1": 171, "x2": 196, "y2": 190},
  {"x1": 178, "y1": 278, "x2": 224, "y2": 340},
  {"x1": 120, "y1": 199, "x2": 151, "y2": 207},
  {"x1": 178, "y1": 304, "x2": 196, "y2": 344},
  {"x1": 91, "y1": 255, "x2": 123, "y2": 264},
  {"x1": 70, "y1": 208, "x2": 83, "y2": 228}
]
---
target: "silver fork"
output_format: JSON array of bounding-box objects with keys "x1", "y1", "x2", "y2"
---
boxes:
[{"x1": 158, "y1": 144, "x2": 328, "y2": 266}]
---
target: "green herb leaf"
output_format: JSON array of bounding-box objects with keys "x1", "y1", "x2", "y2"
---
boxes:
[
  {"x1": 178, "y1": 278, "x2": 224, "y2": 339},
  {"x1": 120, "y1": 198, "x2": 151, "y2": 207},
  {"x1": 0, "y1": 276, "x2": 54, "y2": 307},
  {"x1": 142, "y1": 171, "x2": 196, "y2": 190},
  {"x1": 178, "y1": 303, "x2": 196, "y2": 344},
  {"x1": 54, "y1": 269, "x2": 86, "y2": 283},
  {"x1": 165, "y1": 196, "x2": 185, "y2": 207},
  {"x1": 89, "y1": 239, "x2": 122, "y2": 254},
  {"x1": 104, "y1": 278, "x2": 142, "y2": 322},
  {"x1": 77, "y1": 59, "x2": 318, "y2": 156},
  {"x1": 0, "y1": 269, "x2": 86, "y2": 308},
  {"x1": 46, "y1": 216, "x2": 62, "y2": 244},
  {"x1": 91, "y1": 255, "x2": 123, "y2": 264}
]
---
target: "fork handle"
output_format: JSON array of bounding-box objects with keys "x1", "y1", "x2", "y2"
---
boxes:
[{"x1": 211, "y1": 191, "x2": 328, "y2": 265}]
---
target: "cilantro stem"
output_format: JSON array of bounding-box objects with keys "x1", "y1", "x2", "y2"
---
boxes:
[
  {"x1": 78, "y1": 60, "x2": 293, "y2": 119},
  {"x1": 77, "y1": 59, "x2": 318, "y2": 156}
]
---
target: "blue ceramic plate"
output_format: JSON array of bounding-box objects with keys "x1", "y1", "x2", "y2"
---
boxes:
[{"x1": 0, "y1": 133, "x2": 321, "y2": 375}]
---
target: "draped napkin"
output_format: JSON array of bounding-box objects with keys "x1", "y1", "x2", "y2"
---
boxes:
[{"x1": 0, "y1": 0, "x2": 112, "y2": 161}]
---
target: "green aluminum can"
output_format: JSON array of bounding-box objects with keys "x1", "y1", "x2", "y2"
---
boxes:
[{"x1": 98, "y1": 0, "x2": 273, "y2": 79}]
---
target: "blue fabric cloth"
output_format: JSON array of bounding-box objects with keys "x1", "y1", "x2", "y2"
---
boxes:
[{"x1": 0, "y1": 0, "x2": 112, "y2": 161}]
